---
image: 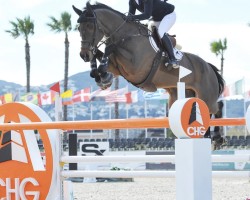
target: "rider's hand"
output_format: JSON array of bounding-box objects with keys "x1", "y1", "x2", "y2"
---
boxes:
[{"x1": 125, "y1": 15, "x2": 135, "y2": 22}]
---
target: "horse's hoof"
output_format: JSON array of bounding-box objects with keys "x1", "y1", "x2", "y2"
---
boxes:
[
  {"x1": 96, "y1": 74, "x2": 112, "y2": 89},
  {"x1": 97, "y1": 82, "x2": 111, "y2": 90},
  {"x1": 96, "y1": 80, "x2": 103, "y2": 88},
  {"x1": 101, "y1": 72, "x2": 113, "y2": 85},
  {"x1": 101, "y1": 84, "x2": 111, "y2": 90}
]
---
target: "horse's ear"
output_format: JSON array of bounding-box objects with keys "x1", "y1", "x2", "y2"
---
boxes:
[
  {"x1": 86, "y1": 1, "x2": 91, "y2": 9},
  {"x1": 86, "y1": 1, "x2": 93, "y2": 13},
  {"x1": 72, "y1": 5, "x2": 82, "y2": 16}
]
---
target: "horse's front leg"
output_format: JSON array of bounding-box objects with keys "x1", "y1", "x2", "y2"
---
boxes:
[
  {"x1": 97, "y1": 45, "x2": 115, "y2": 88},
  {"x1": 89, "y1": 57, "x2": 102, "y2": 86}
]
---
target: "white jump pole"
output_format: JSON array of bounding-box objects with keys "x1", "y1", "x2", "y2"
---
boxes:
[{"x1": 60, "y1": 154, "x2": 250, "y2": 163}]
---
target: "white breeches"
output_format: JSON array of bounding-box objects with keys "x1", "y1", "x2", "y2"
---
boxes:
[{"x1": 148, "y1": 11, "x2": 176, "y2": 38}]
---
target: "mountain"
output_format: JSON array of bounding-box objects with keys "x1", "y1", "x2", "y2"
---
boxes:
[
  {"x1": 0, "y1": 71, "x2": 245, "y2": 122},
  {"x1": 0, "y1": 80, "x2": 23, "y2": 95},
  {"x1": 67, "y1": 71, "x2": 138, "y2": 91},
  {"x1": 0, "y1": 71, "x2": 138, "y2": 95}
]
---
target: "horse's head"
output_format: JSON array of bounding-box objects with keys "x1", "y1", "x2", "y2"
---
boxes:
[{"x1": 73, "y1": 3, "x2": 104, "y2": 62}]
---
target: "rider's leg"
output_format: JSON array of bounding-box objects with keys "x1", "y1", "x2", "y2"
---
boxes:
[
  {"x1": 161, "y1": 33, "x2": 178, "y2": 68},
  {"x1": 158, "y1": 12, "x2": 178, "y2": 69}
]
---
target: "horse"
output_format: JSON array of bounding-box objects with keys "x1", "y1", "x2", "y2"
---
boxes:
[{"x1": 73, "y1": 2, "x2": 225, "y2": 138}]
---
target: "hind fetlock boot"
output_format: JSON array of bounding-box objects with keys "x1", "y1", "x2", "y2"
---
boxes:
[{"x1": 161, "y1": 33, "x2": 178, "y2": 69}]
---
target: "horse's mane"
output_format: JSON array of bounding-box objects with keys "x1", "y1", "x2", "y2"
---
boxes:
[{"x1": 86, "y1": 2, "x2": 125, "y2": 17}]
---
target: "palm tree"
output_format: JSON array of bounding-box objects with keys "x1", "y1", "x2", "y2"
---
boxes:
[
  {"x1": 210, "y1": 38, "x2": 227, "y2": 78},
  {"x1": 47, "y1": 12, "x2": 74, "y2": 121},
  {"x1": 6, "y1": 16, "x2": 34, "y2": 93}
]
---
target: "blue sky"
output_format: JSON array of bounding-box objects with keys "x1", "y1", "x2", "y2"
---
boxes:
[{"x1": 1, "y1": 0, "x2": 250, "y2": 90}]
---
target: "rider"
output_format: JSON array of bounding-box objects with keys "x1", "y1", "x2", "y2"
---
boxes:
[{"x1": 126, "y1": 0, "x2": 178, "y2": 69}]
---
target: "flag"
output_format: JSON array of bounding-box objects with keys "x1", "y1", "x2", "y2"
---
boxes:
[
  {"x1": 179, "y1": 66, "x2": 192, "y2": 81},
  {"x1": 244, "y1": 90, "x2": 250, "y2": 102},
  {"x1": 105, "y1": 87, "x2": 128, "y2": 103},
  {"x1": 12, "y1": 92, "x2": 20, "y2": 102},
  {"x1": 0, "y1": 96, "x2": 5, "y2": 104},
  {"x1": 20, "y1": 93, "x2": 38, "y2": 104},
  {"x1": 0, "y1": 93, "x2": 13, "y2": 104},
  {"x1": 234, "y1": 79, "x2": 243, "y2": 95},
  {"x1": 90, "y1": 88, "x2": 111, "y2": 101},
  {"x1": 125, "y1": 91, "x2": 138, "y2": 104},
  {"x1": 73, "y1": 88, "x2": 91, "y2": 103},
  {"x1": 143, "y1": 89, "x2": 168, "y2": 100},
  {"x1": 38, "y1": 91, "x2": 56, "y2": 106},
  {"x1": 4, "y1": 93, "x2": 13, "y2": 103},
  {"x1": 61, "y1": 89, "x2": 73, "y2": 105},
  {"x1": 223, "y1": 79, "x2": 243, "y2": 97},
  {"x1": 50, "y1": 82, "x2": 60, "y2": 93},
  {"x1": 137, "y1": 90, "x2": 145, "y2": 102},
  {"x1": 222, "y1": 85, "x2": 230, "y2": 97}
]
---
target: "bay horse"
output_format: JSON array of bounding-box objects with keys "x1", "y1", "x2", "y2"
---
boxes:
[{"x1": 73, "y1": 2, "x2": 225, "y2": 128}]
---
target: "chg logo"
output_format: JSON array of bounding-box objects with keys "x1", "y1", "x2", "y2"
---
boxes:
[
  {"x1": 169, "y1": 98, "x2": 210, "y2": 138},
  {"x1": 0, "y1": 102, "x2": 58, "y2": 200}
]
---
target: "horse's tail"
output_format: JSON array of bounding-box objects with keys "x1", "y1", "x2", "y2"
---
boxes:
[{"x1": 207, "y1": 63, "x2": 225, "y2": 97}]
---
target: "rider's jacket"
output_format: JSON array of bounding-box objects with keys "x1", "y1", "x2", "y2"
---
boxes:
[{"x1": 128, "y1": 0, "x2": 175, "y2": 21}]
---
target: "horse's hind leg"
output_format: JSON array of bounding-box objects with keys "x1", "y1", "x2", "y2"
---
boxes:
[
  {"x1": 166, "y1": 88, "x2": 195, "y2": 110},
  {"x1": 185, "y1": 89, "x2": 196, "y2": 98}
]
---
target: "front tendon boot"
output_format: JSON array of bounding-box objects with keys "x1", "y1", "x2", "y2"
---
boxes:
[
  {"x1": 98, "y1": 56, "x2": 113, "y2": 87},
  {"x1": 90, "y1": 58, "x2": 98, "y2": 78},
  {"x1": 161, "y1": 33, "x2": 178, "y2": 70}
]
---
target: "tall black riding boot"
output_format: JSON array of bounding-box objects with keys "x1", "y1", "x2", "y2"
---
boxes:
[{"x1": 161, "y1": 33, "x2": 178, "y2": 69}]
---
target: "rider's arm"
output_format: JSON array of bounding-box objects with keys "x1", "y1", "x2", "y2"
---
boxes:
[{"x1": 133, "y1": 0, "x2": 153, "y2": 20}]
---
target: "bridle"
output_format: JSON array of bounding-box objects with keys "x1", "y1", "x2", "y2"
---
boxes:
[
  {"x1": 78, "y1": 8, "x2": 146, "y2": 57},
  {"x1": 78, "y1": 11, "x2": 99, "y2": 54}
]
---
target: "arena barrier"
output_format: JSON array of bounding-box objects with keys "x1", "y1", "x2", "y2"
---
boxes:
[{"x1": 0, "y1": 98, "x2": 250, "y2": 199}]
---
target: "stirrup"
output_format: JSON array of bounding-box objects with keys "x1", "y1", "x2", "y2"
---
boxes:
[{"x1": 165, "y1": 60, "x2": 179, "y2": 70}]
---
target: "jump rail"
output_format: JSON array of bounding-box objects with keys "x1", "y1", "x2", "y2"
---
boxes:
[
  {"x1": 60, "y1": 154, "x2": 250, "y2": 163},
  {"x1": 0, "y1": 117, "x2": 246, "y2": 131}
]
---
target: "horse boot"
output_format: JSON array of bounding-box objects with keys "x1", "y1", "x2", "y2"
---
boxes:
[
  {"x1": 89, "y1": 58, "x2": 103, "y2": 88},
  {"x1": 161, "y1": 33, "x2": 178, "y2": 70},
  {"x1": 98, "y1": 56, "x2": 113, "y2": 87},
  {"x1": 90, "y1": 59, "x2": 98, "y2": 78}
]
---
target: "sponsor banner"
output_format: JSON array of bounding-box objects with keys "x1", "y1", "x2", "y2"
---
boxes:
[
  {"x1": 169, "y1": 98, "x2": 210, "y2": 138},
  {"x1": 80, "y1": 142, "x2": 109, "y2": 156}
]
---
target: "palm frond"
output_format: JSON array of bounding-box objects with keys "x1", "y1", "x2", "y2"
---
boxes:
[
  {"x1": 61, "y1": 12, "x2": 72, "y2": 32},
  {"x1": 5, "y1": 21, "x2": 20, "y2": 39},
  {"x1": 47, "y1": 16, "x2": 62, "y2": 32}
]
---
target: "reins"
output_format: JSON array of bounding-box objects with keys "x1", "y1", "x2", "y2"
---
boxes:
[{"x1": 90, "y1": 11, "x2": 152, "y2": 54}]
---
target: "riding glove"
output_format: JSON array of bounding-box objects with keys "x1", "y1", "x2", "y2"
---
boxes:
[{"x1": 125, "y1": 15, "x2": 135, "y2": 21}]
